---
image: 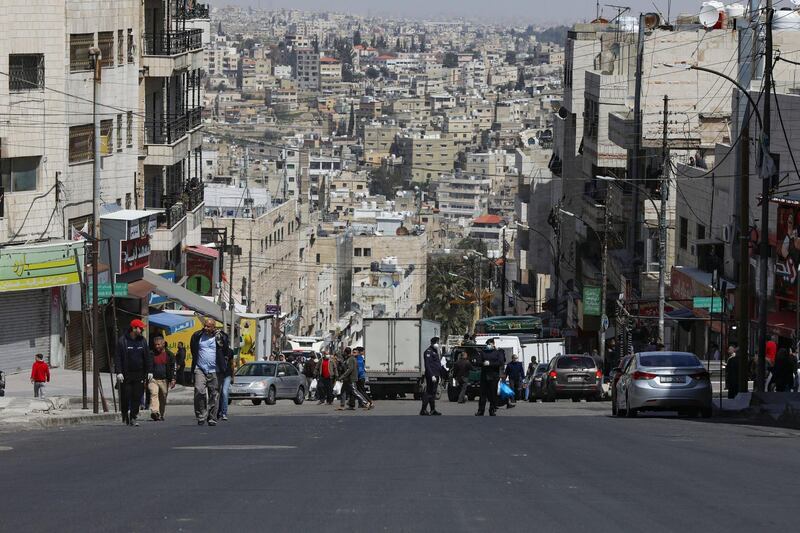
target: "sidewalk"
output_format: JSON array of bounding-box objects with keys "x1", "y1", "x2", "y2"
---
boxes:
[
  {"x1": 715, "y1": 391, "x2": 800, "y2": 429},
  {"x1": 1, "y1": 368, "x2": 194, "y2": 430}
]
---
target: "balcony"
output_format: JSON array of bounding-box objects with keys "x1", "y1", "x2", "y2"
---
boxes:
[
  {"x1": 144, "y1": 109, "x2": 203, "y2": 166},
  {"x1": 142, "y1": 29, "x2": 204, "y2": 77},
  {"x1": 185, "y1": 3, "x2": 210, "y2": 19},
  {"x1": 151, "y1": 186, "x2": 205, "y2": 251}
]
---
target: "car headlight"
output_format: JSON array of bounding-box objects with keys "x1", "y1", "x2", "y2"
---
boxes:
[{"x1": 250, "y1": 380, "x2": 268, "y2": 388}]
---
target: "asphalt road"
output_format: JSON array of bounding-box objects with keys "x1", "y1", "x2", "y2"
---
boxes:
[{"x1": 0, "y1": 398, "x2": 798, "y2": 533}]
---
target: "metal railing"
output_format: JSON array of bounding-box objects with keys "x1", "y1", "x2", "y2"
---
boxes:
[
  {"x1": 158, "y1": 185, "x2": 204, "y2": 229},
  {"x1": 185, "y1": 3, "x2": 209, "y2": 19},
  {"x1": 142, "y1": 29, "x2": 202, "y2": 56},
  {"x1": 145, "y1": 107, "x2": 203, "y2": 144},
  {"x1": 187, "y1": 107, "x2": 203, "y2": 130}
]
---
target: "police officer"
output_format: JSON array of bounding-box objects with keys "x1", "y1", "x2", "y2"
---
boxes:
[
  {"x1": 476, "y1": 338, "x2": 504, "y2": 416},
  {"x1": 420, "y1": 337, "x2": 443, "y2": 416}
]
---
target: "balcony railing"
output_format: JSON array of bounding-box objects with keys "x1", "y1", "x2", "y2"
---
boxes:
[
  {"x1": 142, "y1": 29, "x2": 202, "y2": 56},
  {"x1": 154, "y1": 186, "x2": 204, "y2": 229},
  {"x1": 145, "y1": 108, "x2": 202, "y2": 145},
  {"x1": 185, "y1": 3, "x2": 209, "y2": 19}
]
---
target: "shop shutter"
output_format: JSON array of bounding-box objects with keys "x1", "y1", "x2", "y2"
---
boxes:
[
  {"x1": 0, "y1": 290, "x2": 50, "y2": 373},
  {"x1": 65, "y1": 310, "x2": 111, "y2": 372}
]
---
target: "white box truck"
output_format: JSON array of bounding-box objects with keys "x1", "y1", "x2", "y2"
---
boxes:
[{"x1": 363, "y1": 318, "x2": 441, "y2": 400}]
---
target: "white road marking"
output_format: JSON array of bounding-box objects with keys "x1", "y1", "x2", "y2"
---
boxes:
[
  {"x1": 0, "y1": 446, "x2": 12, "y2": 452},
  {"x1": 173, "y1": 445, "x2": 296, "y2": 450}
]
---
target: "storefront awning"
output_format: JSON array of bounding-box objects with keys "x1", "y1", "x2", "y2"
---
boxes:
[
  {"x1": 143, "y1": 268, "x2": 227, "y2": 323},
  {"x1": 148, "y1": 312, "x2": 196, "y2": 334}
]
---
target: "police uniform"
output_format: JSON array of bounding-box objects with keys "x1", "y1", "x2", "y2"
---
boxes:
[
  {"x1": 477, "y1": 345, "x2": 504, "y2": 415},
  {"x1": 421, "y1": 345, "x2": 442, "y2": 415}
]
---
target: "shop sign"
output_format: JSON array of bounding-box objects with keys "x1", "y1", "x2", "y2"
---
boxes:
[{"x1": 0, "y1": 241, "x2": 85, "y2": 293}]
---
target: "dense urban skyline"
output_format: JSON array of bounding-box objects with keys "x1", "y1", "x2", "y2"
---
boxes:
[{"x1": 221, "y1": 0, "x2": 704, "y2": 24}]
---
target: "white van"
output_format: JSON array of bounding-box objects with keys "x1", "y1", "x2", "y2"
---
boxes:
[{"x1": 474, "y1": 335, "x2": 524, "y2": 367}]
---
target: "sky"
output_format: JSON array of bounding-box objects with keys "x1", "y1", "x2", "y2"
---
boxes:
[{"x1": 220, "y1": 0, "x2": 705, "y2": 25}]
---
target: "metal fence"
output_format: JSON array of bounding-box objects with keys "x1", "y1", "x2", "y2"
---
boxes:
[{"x1": 142, "y1": 29, "x2": 202, "y2": 56}]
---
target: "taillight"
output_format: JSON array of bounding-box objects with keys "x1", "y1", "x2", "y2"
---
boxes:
[
  {"x1": 690, "y1": 371, "x2": 710, "y2": 380},
  {"x1": 632, "y1": 371, "x2": 657, "y2": 380},
  {"x1": 595, "y1": 370, "x2": 603, "y2": 379},
  {"x1": 548, "y1": 370, "x2": 558, "y2": 379}
]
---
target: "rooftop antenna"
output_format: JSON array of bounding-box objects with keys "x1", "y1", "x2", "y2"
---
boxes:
[{"x1": 605, "y1": 4, "x2": 631, "y2": 23}]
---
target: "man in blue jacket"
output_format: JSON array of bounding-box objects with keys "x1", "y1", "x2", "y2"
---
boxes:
[
  {"x1": 420, "y1": 337, "x2": 442, "y2": 416},
  {"x1": 504, "y1": 354, "x2": 525, "y2": 407},
  {"x1": 115, "y1": 319, "x2": 153, "y2": 426},
  {"x1": 190, "y1": 318, "x2": 230, "y2": 426}
]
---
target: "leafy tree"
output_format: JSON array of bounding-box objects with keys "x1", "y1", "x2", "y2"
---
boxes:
[
  {"x1": 505, "y1": 51, "x2": 516, "y2": 65},
  {"x1": 353, "y1": 30, "x2": 362, "y2": 46},
  {"x1": 424, "y1": 255, "x2": 476, "y2": 339},
  {"x1": 368, "y1": 166, "x2": 403, "y2": 197},
  {"x1": 365, "y1": 66, "x2": 380, "y2": 79},
  {"x1": 347, "y1": 107, "x2": 355, "y2": 136}
]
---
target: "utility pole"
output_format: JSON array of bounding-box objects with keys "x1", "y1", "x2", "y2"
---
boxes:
[
  {"x1": 501, "y1": 226, "x2": 507, "y2": 315},
  {"x1": 247, "y1": 227, "x2": 253, "y2": 313},
  {"x1": 553, "y1": 204, "x2": 562, "y2": 326},
  {"x1": 756, "y1": 3, "x2": 774, "y2": 392},
  {"x1": 89, "y1": 46, "x2": 102, "y2": 414},
  {"x1": 630, "y1": 14, "x2": 646, "y2": 266},
  {"x1": 228, "y1": 219, "x2": 236, "y2": 342},
  {"x1": 599, "y1": 198, "x2": 609, "y2": 366},
  {"x1": 658, "y1": 95, "x2": 669, "y2": 344}
]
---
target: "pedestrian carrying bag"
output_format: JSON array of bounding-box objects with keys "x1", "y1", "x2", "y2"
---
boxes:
[
  {"x1": 310, "y1": 378, "x2": 318, "y2": 393},
  {"x1": 498, "y1": 380, "x2": 515, "y2": 400},
  {"x1": 333, "y1": 380, "x2": 343, "y2": 396}
]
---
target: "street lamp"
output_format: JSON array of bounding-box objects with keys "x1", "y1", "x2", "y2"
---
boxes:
[{"x1": 597, "y1": 174, "x2": 667, "y2": 346}]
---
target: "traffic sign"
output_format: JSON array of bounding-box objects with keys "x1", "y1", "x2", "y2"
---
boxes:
[{"x1": 601, "y1": 314, "x2": 610, "y2": 332}]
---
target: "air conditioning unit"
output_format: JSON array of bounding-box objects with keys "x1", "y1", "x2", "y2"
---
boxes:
[{"x1": 722, "y1": 224, "x2": 733, "y2": 244}]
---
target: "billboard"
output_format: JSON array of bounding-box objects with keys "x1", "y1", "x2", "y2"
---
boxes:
[
  {"x1": 0, "y1": 241, "x2": 85, "y2": 292},
  {"x1": 120, "y1": 236, "x2": 151, "y2": 274},
  {"x1": 775, "y1": 204, "x2": 800, "y2": 302}
]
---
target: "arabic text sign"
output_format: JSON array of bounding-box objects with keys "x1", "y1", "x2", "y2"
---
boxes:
[
  {"x1": 0, "y1": 242, "x2": 85, "y2": 293},
  {"x1": 583, "y1": 286, "x2": 601, "y2": 317},
  {"x1": 87, "y1": 283, "x2": 129, "y2": 299}
]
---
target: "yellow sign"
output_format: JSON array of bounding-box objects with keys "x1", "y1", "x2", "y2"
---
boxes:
[
  {"x1": 0, "y1": 242, "x2": 85, "y2": 293},
  {"x1": 239, "y1": 318, "x2": 257, "y2": 364}
]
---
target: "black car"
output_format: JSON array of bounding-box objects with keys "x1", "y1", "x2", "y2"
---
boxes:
[{"x1": 527, "y1": 363, "x2": 549, "y2": 401}]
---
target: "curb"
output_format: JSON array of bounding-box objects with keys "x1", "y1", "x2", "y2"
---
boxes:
[{"x1": 0, "y1": 412, "x2": 119, "y2": 431}]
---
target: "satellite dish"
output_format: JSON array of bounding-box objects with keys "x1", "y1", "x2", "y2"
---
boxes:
[
  {"x1": 557, "y1": 106, "x2": 569, "y2": 119},
  {"x1": 699, "y1": 1, "x2": 724, "y2": 29},
  {"x1": 644, "y1": 12, "x2": 661, "y2": 29}
]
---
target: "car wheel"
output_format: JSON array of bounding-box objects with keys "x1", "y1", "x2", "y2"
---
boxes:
[
  {"x1": 701, "y1": 407, "x2": 712, "y2": 418},
  {"x1": 625, "y1": 393, "x2": 637, "y2": 417},
  {"x1": 467, "y1": 394, "x2": 476, "y2": 402},
  {"x1": 266, "y1": 386, "x2": 277, "y2": 405},
  {"x1": 611, "y1": 397, "x2": 618, "y2": 416},
  {"x1": 294, "y1": 386, "x2": 305, "y2": 405},
  {"x1": 544, "y1": 387, "x2": 556, "y2": 403},
  {"x1": 571, "y1": 397, "x2": 580, "y2": 403},
  {"x1": 251, "y1": 399, "x2": 262, "y2": 406}
]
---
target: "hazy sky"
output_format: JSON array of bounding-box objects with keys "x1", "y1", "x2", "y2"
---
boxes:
[{"x1": 220, "y1": 0, "x2": 706, "y2": 25}]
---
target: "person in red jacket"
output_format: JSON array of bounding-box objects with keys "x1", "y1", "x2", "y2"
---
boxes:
[{"x1": 30, "y1": 353, "x2": 50, "y2": 399}]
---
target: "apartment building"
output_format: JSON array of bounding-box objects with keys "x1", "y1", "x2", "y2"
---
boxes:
[
  {"x1": 436, "y1": 174, "x2": 491, "y2": 222},
  {"x1": 397, "y1": 133, "x2": 457, "y2": 184},
  {"x1": 292, "y1": 47, "x2": 320, "y2": 92},
  {"x1": 363, "y1": 122, "x2": 399, "y2": 164}
]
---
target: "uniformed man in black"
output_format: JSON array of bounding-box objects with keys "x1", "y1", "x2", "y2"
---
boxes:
[
  {"x1": 476, "y1": 338, "x2": 504, "y2": 416},
  {"x1": 420, "y1": 337, "x2": 443, "y2": 416}
]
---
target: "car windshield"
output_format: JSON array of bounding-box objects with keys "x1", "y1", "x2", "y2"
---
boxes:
[
  {"x1": 236, "y1": 363, "x2": 276, "y2": 377},
  {"x1": 556, "y1": 356, "x2": 596, "y2": 369},
  {"x1": 535, "y1": 364, "x2": 548, "y2": 374},
  {"x1": 639, "y1": 354, "x2": 701, "y2": 368}
]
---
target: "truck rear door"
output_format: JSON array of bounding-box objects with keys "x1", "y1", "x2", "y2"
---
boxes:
[{"x1": 364, "y1": 319, "x2": 392, "y2": 375}]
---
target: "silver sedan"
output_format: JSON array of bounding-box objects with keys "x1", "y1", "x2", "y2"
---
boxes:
[
  {"x1": 613, "y1": 351, "x2": 712, "y2": 418},
  {"x1": 229, "y1": 362, "x2": 306, "y2": 406}
]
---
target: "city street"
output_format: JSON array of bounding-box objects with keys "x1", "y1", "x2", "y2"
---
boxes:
[{"x1": 1, "y1": 399, "x2": 798, "y2": 532}]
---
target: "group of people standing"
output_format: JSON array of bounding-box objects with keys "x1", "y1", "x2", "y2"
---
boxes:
[
  {"x1": 300, "y1": 347, "x2": 374, "y2": 410},
  {"x1": 114, "y1": 317, "x2": 233, "y2": 427},
  {"x1": 725, "y1": 337, "x2": 799, "y2": 397}
]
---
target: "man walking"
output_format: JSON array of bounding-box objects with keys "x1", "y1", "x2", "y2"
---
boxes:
[
  {"x1": 420, "y1": 337, "x2": 442, "y2": 416},
  {"x1": 115, "y1": 319, "x2": 152, "y2": 426},
  {"x1": 453, "y1": 351, "x2": 473, "y2": 403},
  {"x1": 504, "y1": 354, "x2": 525, "y2": 406},
  {"x1": 476, "y1": 339, "x2": 504, "y2": 416},
  {"x1": 725, "y1": 342, "x2": 740, "y2": 399},
  {"x1": 355, "y1": 347, "x2": 373, "y2": 409},
  {"x1": 190, "y1": 318, "x2": 230, "y2": 426},
  {"x1": 303, "y1": 355, "x2": 317, "y2": 400},
  {"x1": 338, "y1": 348, "x2": 367, "y2": 411},
  {"x1": 175, "y1": 341, "x2": 187, "y2": 385},
  {"x1": 217, "y1": 345, "x2": 234, "y2": 421},
  {"x1": 148, "y1": 336, "x2": 175, "y2": 421},
  {"x1": 30, "y1": 353, "x2": 50, "y2": 399},
  {"x1": 316, "y1": 351, "x2": 337, "y2": 405}
]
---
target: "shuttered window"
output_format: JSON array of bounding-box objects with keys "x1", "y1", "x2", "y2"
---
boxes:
[
  {"x1": 70, "y1": 33, "x2": 93, "y2": 72},
  {"x1": 69, "y1": 124, "x2": 93, "y2": 163}
]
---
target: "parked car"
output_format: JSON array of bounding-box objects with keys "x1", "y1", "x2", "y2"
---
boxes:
[
  {"x1": 229, "y1": 362, "x2": 306, "y2": 406},
  {"x1": 527, "y1": 363, "x2": 550, "y2": 401},
  {"x1": 0, "y1": 370, "x2": 5, "y2": 397},
  {"x1": 609, "y1": 355, "x2": 634, "y2": 414},
  {"x1": 541, "y1": 355, "x2": 603, "y2": 402},
  {"x1": 613, "y1": 351, "x2": 712, "y2": 418}
]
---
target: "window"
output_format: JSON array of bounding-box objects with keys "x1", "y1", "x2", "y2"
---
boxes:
[
  {"x1": 696, "y1": 223, "x2": 706, "y2": 241},
  {"x1": 98, "y1": 32, "x2": 114, "y2": 67},
  {"x1": 363, "y1": 248, "x2": 372, "y2": 257},
  {"x1": 127, "y1": 29, "x2": 134, "y2": 63},
  {"x1": 69, "y1": 124, "x2": 94, "y2": 163},
  {"x1": 316, "y1": 253, "x2": 321, "y2": 264},
  {"x1": 126, "y1": 111, "x2": 133, "y2": 146},
  {"x1": 1, "y1": 156, "x2": 40, "y2": 193},
  {"x1": 679, "y1": 216, "x2": 688, "y2": 250},
  {"x1": 556, "y1": 356, "x2": 596, "y2": 369},
  {"x1": 100, "y1": 119, "x2": 113, "y2": 154},
  {"x1": 9, "y1": 54, "x2": 44, "y2": 91},
  {"x1": 116, "y1": 114, "x2": 122, "y2": 152},
  {"x1": 117, "y1": 30, "x2": 124, "y2": 65},
  {"x1": 70, "y1": 33, "x2": 93, "y2": 72},
  {"x1": 354, "y1": 247, "x2": 362, "y2": 257}
]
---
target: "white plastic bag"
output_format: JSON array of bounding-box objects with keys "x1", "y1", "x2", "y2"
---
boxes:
[
  {"x1": 333, "y1": 380, "x2": 343, "y2": 396},
  {"x1": 310, "y1": 378, "x2": 318, "y2": 393}
]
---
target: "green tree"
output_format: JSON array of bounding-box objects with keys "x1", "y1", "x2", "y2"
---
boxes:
[
  {"x1": 424, "y1": 255, "x2": 475, "y2": 339},
  {"x1": 353, "y1": 30, "x2": 362, "y2": 46},
  {"x1": 505, "y1": 51, "x2": 516, "y2": 65},
  {"x1": 347, "y1": 107, "x2": 355, "y2": 136},
  {"x1": 442, "y1": 52, "x2": 458, "y2": 68},
  {"x1": 365, "y1": 66, "x2": 380, "y2": 79}
]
